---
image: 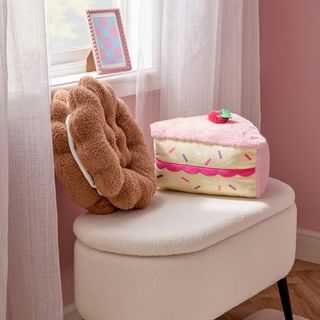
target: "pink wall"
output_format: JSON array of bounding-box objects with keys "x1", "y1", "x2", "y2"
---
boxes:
[{"x1": 260, "y1": 0, "x2": 320, "y2": 231}]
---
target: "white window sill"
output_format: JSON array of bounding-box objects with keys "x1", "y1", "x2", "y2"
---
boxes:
[
  {"x1": 50, "y1": 69, "x2": 160, "y2": 98},
  {"x1": 51, "y1": 70, "x2": 137, "y2": 97}
]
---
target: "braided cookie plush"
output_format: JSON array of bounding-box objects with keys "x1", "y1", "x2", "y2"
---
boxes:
[{"x1": 51, "y1": 77, "x2": 156, "y2": 214}]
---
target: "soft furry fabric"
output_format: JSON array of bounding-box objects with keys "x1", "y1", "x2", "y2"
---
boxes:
[
  {"x1": 74, "y1": 204, "x2": 296, "y2": 320},
  {"x1": 256, "y1": 143, "x2": 270, "y2": 197},
  {"x1": 151, "y1": 113, "x2": 266, "y2": 148},
  {"x1": 74, "y1": 178, "x2": 295, "y2": 256},
  {"x1": 51, "y1": 77, "x2": 156, "y2": 214},
  {"x1": 153, "y1": 138, "x2": 269, "y2": 198}
]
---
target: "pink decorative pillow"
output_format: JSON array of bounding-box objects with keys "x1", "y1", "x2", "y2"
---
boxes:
[{"x1": 151, "y1": 113, "x2": 269, "y2": 198}]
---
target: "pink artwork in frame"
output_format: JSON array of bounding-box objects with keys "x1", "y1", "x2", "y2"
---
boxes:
[{"x1": 86, "y1": 8, "x2": 132, "y2": 74}]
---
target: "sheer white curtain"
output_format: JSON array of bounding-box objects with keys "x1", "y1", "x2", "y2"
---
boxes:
[
  {"x1": 136, "y1": 0, "x2": 260, "y2": 145},
  {"x1": 0, "y1": 0, "x2": 63, "y2": 319}
]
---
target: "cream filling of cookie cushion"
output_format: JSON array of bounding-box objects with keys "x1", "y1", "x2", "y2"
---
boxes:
[{"x1": 65, "y1": 114, "x2": 104, "y2": 197}]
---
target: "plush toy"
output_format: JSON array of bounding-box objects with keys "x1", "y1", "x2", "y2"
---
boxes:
[
  {"x1": 51, "y1": 76, "x2": 156, "y2": 214},
  {"x1": 151, "y1": 110, "x2": 269, "y2": 198}
]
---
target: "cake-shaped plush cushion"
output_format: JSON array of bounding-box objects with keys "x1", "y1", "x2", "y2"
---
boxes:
[{"x1": 151, "y1": 113, "x2": 269, "y2": 198}]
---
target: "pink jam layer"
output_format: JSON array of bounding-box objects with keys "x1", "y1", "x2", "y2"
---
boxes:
[{"x1": 155, "y1": 159, "x2": 255, "y2": 178}]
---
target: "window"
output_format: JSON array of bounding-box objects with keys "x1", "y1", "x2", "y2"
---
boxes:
[{"x1": 48, "y1": 0, "x2": 159, "y2": 88}]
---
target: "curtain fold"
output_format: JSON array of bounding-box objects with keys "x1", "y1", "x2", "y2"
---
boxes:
[
  {"x1": 0, "y1": 1, "x2": 9, "y2": 319},
  {"x1": 136, "y1": 0, "x2": 261, "y2": 145},
  {"x1": 0, "y1": 0, "x2": 63, "y2": 319}
]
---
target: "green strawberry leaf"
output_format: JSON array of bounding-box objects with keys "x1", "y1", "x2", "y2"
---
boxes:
[{"x1": 220, "y1": 109, "x2": 232, "y2": 119}]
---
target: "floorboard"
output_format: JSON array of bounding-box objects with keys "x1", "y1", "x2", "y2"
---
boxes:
[{"x1": 217, "y1": 260, "x2": 320, "y2": 320}]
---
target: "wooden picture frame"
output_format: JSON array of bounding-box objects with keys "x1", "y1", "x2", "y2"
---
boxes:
[{"x1": 86, "y1": 8, "x2": 132, "y2": 74}]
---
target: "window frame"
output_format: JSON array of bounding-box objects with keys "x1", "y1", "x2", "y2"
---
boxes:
[{"x1": 49, "y1": 0, "x2": 162, "y2": 97}]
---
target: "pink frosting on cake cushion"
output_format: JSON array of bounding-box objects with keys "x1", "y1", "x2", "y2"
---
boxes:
[{"x1": 151, "y1": 114, "x2": 265, "y2": 148}]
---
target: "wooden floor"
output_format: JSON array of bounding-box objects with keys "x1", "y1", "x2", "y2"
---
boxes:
[{"x1": 217, "y1": 260, "x2": 320, "y2": 320}]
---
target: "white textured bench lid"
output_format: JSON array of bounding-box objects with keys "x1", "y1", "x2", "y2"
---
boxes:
[
  {"x1": 73, "y1": 178, "x2": 295, "y2": 257},
  {"x1": 151, "y1": 114, "x2": 266, "y2": 148}
]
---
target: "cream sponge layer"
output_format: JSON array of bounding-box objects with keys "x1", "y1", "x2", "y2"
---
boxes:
[
  {"x1": 154, "y1": 139, "x2": 258, "y2": 198},
  {"x1": 155, "y1": 139, "x2": 257, "y2": 169}
]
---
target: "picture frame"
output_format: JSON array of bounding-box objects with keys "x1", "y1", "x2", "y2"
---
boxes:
[{"x1": 86, "y1": 8, "x2": 132, "y2": 74}]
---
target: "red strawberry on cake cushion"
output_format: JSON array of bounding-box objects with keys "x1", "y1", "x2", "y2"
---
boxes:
[{"x1": 208, "y1": 109, "x2": 232, "y2": 124}]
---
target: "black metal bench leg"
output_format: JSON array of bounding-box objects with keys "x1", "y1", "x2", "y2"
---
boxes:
[{"x1": 277, "y1": 277, "x2": 293, "y2": 320}]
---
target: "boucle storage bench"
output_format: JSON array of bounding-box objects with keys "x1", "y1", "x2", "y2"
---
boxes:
[{"x1": 73, "y1": 178, "x2": 296, "y2": 320}]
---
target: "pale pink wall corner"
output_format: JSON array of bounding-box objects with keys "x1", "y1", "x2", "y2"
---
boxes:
[{"x1": 260, "y1": 0, "x2": 320, "y2": 232}]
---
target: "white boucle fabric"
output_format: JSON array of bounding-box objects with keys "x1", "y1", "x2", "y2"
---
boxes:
[
  {"x1": 75, "y1": 205, "x2": 297, "y2": 320},
  {"x1": 74, "y1": 178, "x2": 295, "y2": 256}
]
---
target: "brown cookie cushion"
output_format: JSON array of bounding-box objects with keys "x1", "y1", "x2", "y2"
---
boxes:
[
  {"x1": 51, "y1": 76, "x2": 156, "y2": 214},
  {"x1": 79, "y1": 76, "x2": 131, "y2": 167},
  {"x1": 51, "y1": 88, "x2": 115, "y2": 214},
  {"x1": 68, "y1": 86, "x2": 125, "y2": 198},
  {"x1": 114, "y1": 98, "x2": 157, "y2": 208},
  {"x1": 69, "y1": 77, "x2": 156, "y2": 210}
]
